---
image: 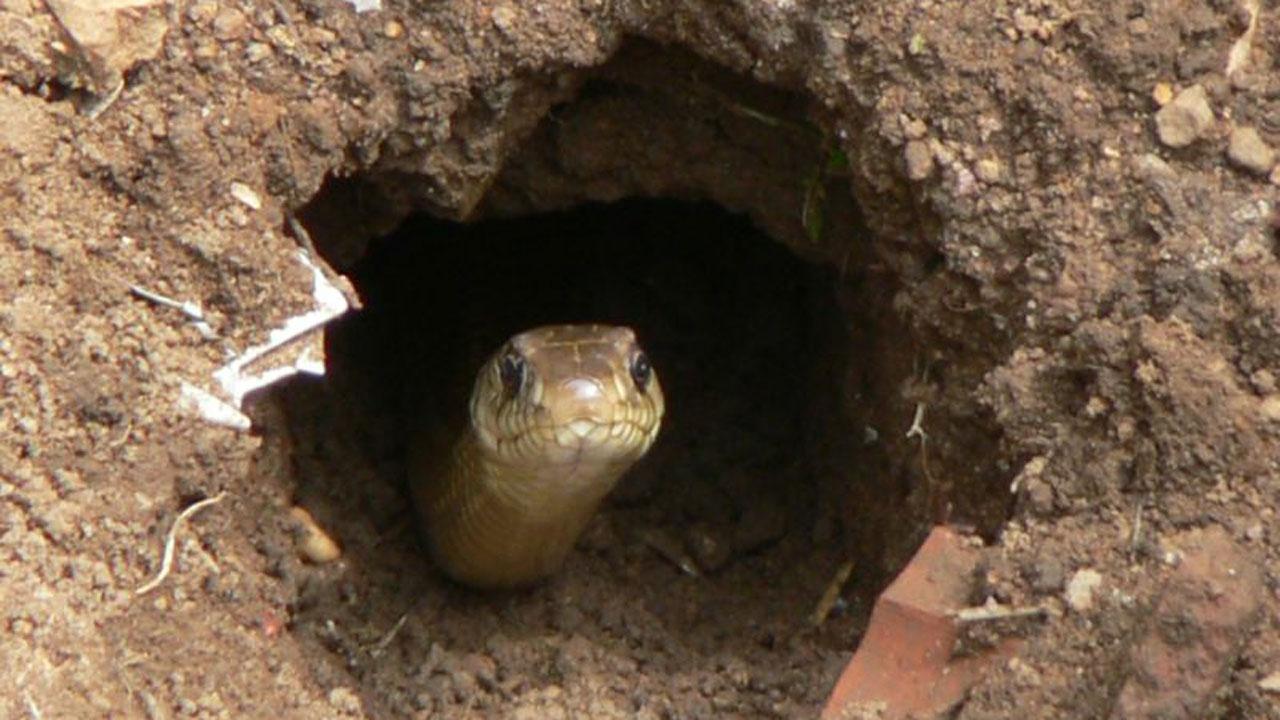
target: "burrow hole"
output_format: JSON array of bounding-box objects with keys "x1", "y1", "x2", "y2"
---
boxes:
[{"x1": 247, "y1": 42, "x2": 979, "y2": 718}]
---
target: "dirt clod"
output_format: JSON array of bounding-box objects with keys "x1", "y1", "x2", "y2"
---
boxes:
[
  {"x1": 1155, "y1": 84, "x2": 1214, "y2": 148},
  {"x1": 1063, "y1": 569, "x2": 1102, "y2": 613},
  {"x1": 1227, "y1": 126, "x2": 1276, "y2": 175}
]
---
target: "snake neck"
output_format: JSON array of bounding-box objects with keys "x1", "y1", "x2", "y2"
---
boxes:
[{"x1": 418, "y1": 431, "x2": 631, "y2": 588}]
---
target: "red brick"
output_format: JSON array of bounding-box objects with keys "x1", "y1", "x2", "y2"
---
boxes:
[{"x1": 822, "y1": 526, "x2": 1017, "y2": 720}]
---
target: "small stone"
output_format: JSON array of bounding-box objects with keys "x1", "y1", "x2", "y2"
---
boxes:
[
  {"x1": 901, "y1": 116, "x2": 927, "y2": 140},
  {"x1": 197, "y1": 691, "x2": 224, "y2": 714},
  {"x1": 229, "y1": 182, "x2": 261, "y2": 210},
  {"x1": 1244, "y1": 524, "x2": 1264, "y2": 542},
  {"x1": 212, "y1": 8, "x2": 248, "y2": 41},
  {"x1": 290, "y1": 506, "x2": 341, "y2": 564},
  {"x1": 1260, "y1": 672, "x2": 1280, "y2": 693},
  {"x1": 383, "y1": 20, "x2": 403, "y2": 39},
  {"x1": 1024, "y1": 477, "x2": 1055, "y2": 515},
  {"x1": 975, "y1": 158, "x2": 1002, "y2": 184},
  {"x1": 47, "y1": 0, "x2": 170, "y2": 93},
  {"x1": 1260, "y1": 394, "x2": 1280, "y2": 422},
  {"x1": 1226, "y1": 126, "x2": 1276, "y2": 176},
  {"x1": 1151, "y1": 82, "x2": 1174, "y2": 106},
  {"x1": 327, "y1": 687, "x2": 361, "y2": 714},
  {"x1": 1250, "y1": 369, "x2": 1276, "y2": 394},
  {"x1": 904, "y1": 140, "x2": 934, "y2": 180},
  {"x1": 245, "y1": 42, "x2": 272, "y2": 63},
  {"x1": 1154, "y1": 84, "x2": 1214, "y2": 148},
  {"x1": 491, "y1": 4, "x2": 517, "y2": 33},
  {"x1": 1064, "y1": 568, "x2": 1103, "y2": 612}
]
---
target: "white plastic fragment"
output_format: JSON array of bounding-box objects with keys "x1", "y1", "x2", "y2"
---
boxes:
[
  {"x1": 212, "y1": 250, "x2": 349, "y2": 408},
  {"x1": 179, "y1": 382, "x2": 251, "y2": 431},
  {"x1": 130, "y1": 284, "x2": 218, "y2": 340}
]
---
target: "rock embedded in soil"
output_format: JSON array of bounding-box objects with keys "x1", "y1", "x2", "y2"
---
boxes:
[
  {"x1": 1260, "y1": 395, "x2": 1280, "y2": 423},
  {"x1": 904, "y1": 140, "x2": 934, "y2": 180},
  {"x1": 1226, "y1": 126, "x2": 1276, "y2": 175},
  {"x1": 1154, "y1": 85, "x2": 1214, "y2": 148},
  {"x1": 46, "y1": 0, "x2": 170, "y2": 93},
  {"x1": 290, "y1": 506, "x2": 342, "y2": 564},
  {"x1": 1113, "y1": 527, "x2": 1264, "y2": 718},
  {"x1": 1063, "y1": 568, "x2": 1102, "y2": 612}
]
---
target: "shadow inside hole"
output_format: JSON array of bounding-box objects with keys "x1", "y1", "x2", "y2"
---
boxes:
[{"x1": 269, "y1": 199, "x2": 874, "y2": 716}]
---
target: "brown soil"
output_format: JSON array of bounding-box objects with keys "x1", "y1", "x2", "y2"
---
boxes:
[{"x1": 2, "y1": 0, "x2": 1278, "y2": 718}]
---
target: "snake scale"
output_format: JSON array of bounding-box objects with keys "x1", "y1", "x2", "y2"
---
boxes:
[{"x1": 409, "y1": 324, "x2": 665, "y2": 589}]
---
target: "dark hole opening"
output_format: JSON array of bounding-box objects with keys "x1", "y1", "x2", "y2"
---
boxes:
[{"x1": 258, "y1": 197, "x2": 891, "y2": 716}]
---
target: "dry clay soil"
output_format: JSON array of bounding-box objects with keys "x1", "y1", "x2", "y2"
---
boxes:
[{"x1": 2, "y1": 0, "x2": 1280, "y2": 718}]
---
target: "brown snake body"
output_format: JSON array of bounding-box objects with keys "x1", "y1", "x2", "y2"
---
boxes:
[{"x1": 410, "y1": 325, "x2": 664, "y2": 589}]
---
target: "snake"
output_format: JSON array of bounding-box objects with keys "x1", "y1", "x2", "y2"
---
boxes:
[{"x1": 409, "y1": 324, "x2": 665, "y2": 589}]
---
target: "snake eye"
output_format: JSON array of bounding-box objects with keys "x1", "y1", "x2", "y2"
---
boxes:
[
  {"x1": 629, "y1": 352, "x2": 652, "y2": 392},
  {"x1": 499, "y1": 352, "x2": 525, "y2": 397}
]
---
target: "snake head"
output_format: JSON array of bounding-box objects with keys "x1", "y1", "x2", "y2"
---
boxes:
[{"x1": 469, "y1": 324, "x2": 665, "y2": 467}]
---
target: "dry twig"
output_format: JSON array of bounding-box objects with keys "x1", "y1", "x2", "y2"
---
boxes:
[
  {"x1": 951, "y1": 604, "x2": 1047, "y2": 624},
  {"x1": 136, "y1": 493, "x2": 227, "y2": 595},
  {"x1": 811, "y1": 559, "x2": 856, "y2": 626},
  {"x1": 367, "y1": 613, "x2": 410, "y2": 658}
]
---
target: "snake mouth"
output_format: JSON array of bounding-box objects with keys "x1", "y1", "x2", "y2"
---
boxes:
[
  {"x1": 566, "y1": 418, "x2": 601, "y2": 439},
  {"x1": 547, "y1": 417, "x2": 651, "y2": 462}
]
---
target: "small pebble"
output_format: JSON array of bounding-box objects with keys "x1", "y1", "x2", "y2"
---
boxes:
[
  {"x1": 1260, "y1": 395, "x2": 1280, "y2": 423},
  {"x1": 904, "y1": 139, "x2": 934, "y2": 180},
  {"x1": 1064, "y1": 568, "x2": 1102, "y2": 612},
  {"x1": 1151, "y1": 82, "x2": 1174, "y2": 106},
  {"x1": 327, "y1": 687, "x2": 361, "y2": 714},
  {"x1": 1249, "y1": 369, "x2": 1276, "y2": 394},
  {"x1": 1226, "y1": 126, "x2": 1276, "y2": 176},
  {"x1": 1260, "y1": 671, "x2": 1280, "y2": 693},
  {"x1": 290, "y1": 506, "x2": 342, "y2": 564},
  {"x1": 1024, "y1": 477, "x2": 1055, "y2": 515},
  {"x1": 1154, "y1": 84, "x2": 1213, "y2": 148},
  {"x1": 975, "y1": 157, "x2": 1002, "y2": 184},
  {"x1": 229, "y1": 182, "x2": 261, "y2": 210},
  {"x1": 901, "y1": 116, "x2": 927, "y2": 140}
]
